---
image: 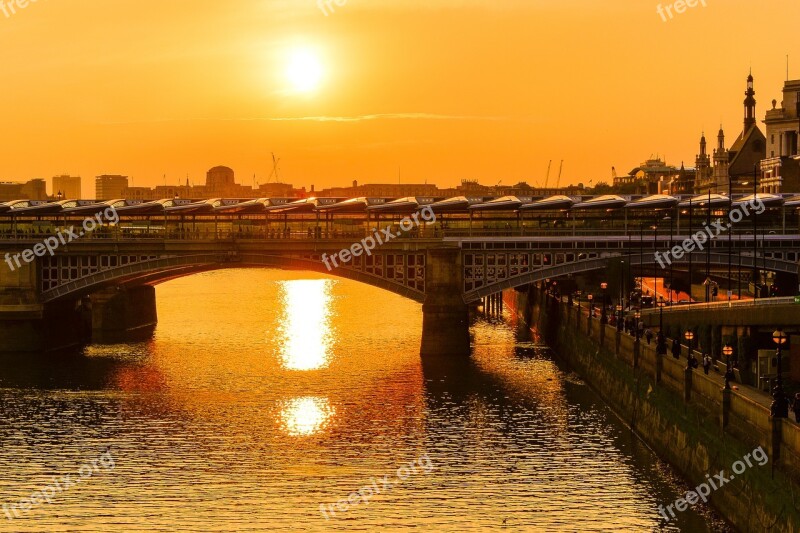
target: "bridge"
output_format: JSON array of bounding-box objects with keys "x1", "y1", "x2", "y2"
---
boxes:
[{"x1": 0, "y1": 193, "x2": 798, "y2": 355}]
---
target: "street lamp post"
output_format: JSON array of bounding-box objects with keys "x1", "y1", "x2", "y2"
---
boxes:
[
  {"x1": 667, "y1": 211, "x2": 674, "y2": 304},
  {"x1": 706, "y1": 188, "x2": 712, "y2": 302},
  {"x1": 657, "y1": 296, "x2": 667, "y2": 355},
  {"x1": 753, "y1": 164, "x2": 759, "y2": 300},
  {"x1": 688, "y1": 197, "x2": 693, "y2": 303},
  {"x1": 771, "y1": 329, "x2": 789, "y2": 418},
  {"x1": 727, "y1": 183, "x2": 732, "y2": 303},
  {"x1": 684, "y1": 329, "x2": 695, "y2": 369},
  {"x1": 619, "y1": 260, "x2": 625, "y2": 317},
  {"x1": 600, "y1": 282, "x2": 608, "y2": 324},
  {"x1": 723, "y1": 344, "x2": 734, "y2": 390}
]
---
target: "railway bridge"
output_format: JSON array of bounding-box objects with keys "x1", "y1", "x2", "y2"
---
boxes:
[
  {"x1": 1, "y1": 232, "x2": 798, "y2": 355},
  {"x1": 1, "y1": 193, "x2": 799, "y2": 355}
]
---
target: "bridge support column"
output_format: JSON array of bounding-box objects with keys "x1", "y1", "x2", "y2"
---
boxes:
[
  {"x1": 0, "y1": 255, "x2": 90, "y2": 351},
  {"x1": 90, "y1": 285, "x2": 158, "y2": 343},
  {"x1": 420, "y1": 247, "x2": 469, "y2": 358}
]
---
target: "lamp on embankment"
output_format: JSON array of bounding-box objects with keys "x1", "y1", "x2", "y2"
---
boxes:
[
  {"x1": 771, "y1": 329, "x2": 789, "y2": 418},
  {"x1": 722, "y1": 344, "x2": 734, "y2": 390}
]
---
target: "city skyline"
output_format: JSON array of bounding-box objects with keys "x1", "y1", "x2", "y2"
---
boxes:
[{"x1": 1, "y1": 1, "x2": 798, "y2": 191}]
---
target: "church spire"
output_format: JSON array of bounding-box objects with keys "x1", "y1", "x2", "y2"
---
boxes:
[{"x1": 744, "y1": 72, "x2": 756, "y2": 132}]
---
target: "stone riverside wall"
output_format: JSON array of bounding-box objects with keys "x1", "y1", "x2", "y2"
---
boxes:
[{"x1": 512, "y1": 285, "x2": 800, "y2": 533}]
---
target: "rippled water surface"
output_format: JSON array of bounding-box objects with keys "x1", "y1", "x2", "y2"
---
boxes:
[{"x1": 0, "y1": 270, "x2": 726, "y2": 531}]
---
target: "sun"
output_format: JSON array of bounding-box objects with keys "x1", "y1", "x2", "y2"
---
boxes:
[{"x1": 285, "y1": 48, "x2": 323, "y2": 93}]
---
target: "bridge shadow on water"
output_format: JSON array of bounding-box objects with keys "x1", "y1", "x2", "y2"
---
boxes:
[{"x1": 0, "y1": 333, "x2": 155, "y2": 391}]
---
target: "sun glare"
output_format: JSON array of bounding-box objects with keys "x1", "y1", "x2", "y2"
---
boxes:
[{"x1": 285, "y1": 48, "x2": 323, "y2": 93}]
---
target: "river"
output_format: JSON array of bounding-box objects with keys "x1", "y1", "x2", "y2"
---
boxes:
[{"x1": 0, "y1": 270, "x2": 728, "y2": 532}]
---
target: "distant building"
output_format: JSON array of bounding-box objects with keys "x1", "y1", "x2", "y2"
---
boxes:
[
  {"x1": 258, "y1": 182, "x2": 297, "y2": 197},
  {"x1": 497, "y1": 181, "x2": 586, "y2": 197},
  {"x1": 670, "y1": 163, "x2": 696, "y2": 195},
  {"x1": 696, "y1": 74, "x2": 766, "y2": 194},
  {"x1": 317, "y1": 180, "x2": 439, "y2": 198},
  {"x1": 0, "y1": 183, "x2": 25, "y2": 201},
  {"x1": 116, "y1": 167, "x2": 305, "y2": 201},
  {"x1": 122, "y1": 186, "x2": 159, "y2": 201},
  {"x1": 612, "y1": 166, "x2": 637, "y2": 190},
  {"x1": 627, "y1": 158, "x2": 680, "y2": 195},
  {"x1": 0, "y1": 179, "x2": 47, "y2": 201},
  {"x1": 436, "y1": 179, "x2": 494, "y2": 198},
  {"x1": 95, "y1": 175, "x2": 129, "y2": 200},
  {"x1": 760, "y1": 79, "x2": 800, "y2": 193},
  {"x1": 52, "y1": 175, "x2": 81, "y2": 200},
  {"x1": 206, "y1": 166, "x2": 236, "y2": 193},
  {"x1": 22, "y1": 179, "x2": 47, "y2": 200}
]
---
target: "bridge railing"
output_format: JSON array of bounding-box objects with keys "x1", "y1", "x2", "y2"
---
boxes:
[
  {"x1": 0, "y1": 223, "x2": 799, "y2": 244},
  {"x1": 641, "y1": 295, "x2": 800, "y2": 315},
  {"x1": 0, "y1": 227, "x2": 439, "y2": 242}
]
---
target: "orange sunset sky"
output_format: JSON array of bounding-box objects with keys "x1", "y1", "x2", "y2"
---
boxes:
[{"x1": 1, "y1": 0, "x2": 799, "y2": 193}]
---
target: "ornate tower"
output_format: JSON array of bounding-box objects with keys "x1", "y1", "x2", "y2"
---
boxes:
[
  {"x1": 695, "y1": 132, "x2": 711, "y2": 193},
  {"x1": 712, "y1": 127, "x2": 729, "y2": 192},
  {"x1": 744, "y1": 72, "x2": 756, "y2": 133}
]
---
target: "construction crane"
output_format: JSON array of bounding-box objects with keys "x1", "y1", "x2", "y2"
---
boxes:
[
  {"x1": 268, "y1": 153, "x2": 281, "y2": 183},
  {"x1": 543, "y1": 160, "x2": 552, "y2": 188},
  {"x1": 555, "y1": 160, "x2": 564, "y2": 188}
]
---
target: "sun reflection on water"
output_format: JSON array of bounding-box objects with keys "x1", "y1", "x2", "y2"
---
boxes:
[
  {"x1": 280, "y1": 396, "x2": 335, "y2": 436},
  {"x1": 276, "y1": 279, "x2": 335, "y2": 371}
]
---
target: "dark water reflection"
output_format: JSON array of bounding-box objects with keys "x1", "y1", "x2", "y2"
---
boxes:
[{"x1": 0, "y1": 270, "x2": 728, "y2": 532}]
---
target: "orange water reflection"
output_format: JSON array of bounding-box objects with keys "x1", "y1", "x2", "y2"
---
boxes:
[
  {"x1": 277, "y1": 279, "x2": 335, "y2": 371},
  {"x1": 280, "y1": 396, "x2": 336, "y2": 436}
]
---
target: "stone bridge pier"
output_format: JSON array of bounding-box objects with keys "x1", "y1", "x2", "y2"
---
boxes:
[
  {"x1": 0, "y1": 257, "x2": 85, "y2": 351},
  {"x1": 0, "y1": 253, "x2": 158, "y2": 351},
  {"x1": 420, "y1": 246, "x2": 470, "y2": 357},
  {"x1": 89, "y1": 285, "x2": 158, "y2": 343}
]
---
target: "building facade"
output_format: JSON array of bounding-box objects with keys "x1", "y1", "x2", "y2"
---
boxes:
[
  {"x1": 627, "y1": 158, "x2": 680, "y2": 195},
  {"x1": 95, "y1": 175, "x2": 129, "y2": 200},
  {"x1": 0, "y1": 179, "x2": 47, "y2": 201},
  {"x1": 760, "y1": 79, "x2": 800, "y2": 193},
  {"x1": 52, "y1": 175, "x2": 81, "y2": 200}
]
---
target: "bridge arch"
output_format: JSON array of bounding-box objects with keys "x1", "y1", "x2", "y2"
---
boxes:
[
  {"x1": 40, "y1": 253, "x2": 426, "y2": 304},
  {"x1": 464, "y1": 252, "x2": 799, "y2": 303}
]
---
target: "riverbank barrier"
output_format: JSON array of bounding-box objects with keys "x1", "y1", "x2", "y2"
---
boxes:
[{"x1": 509, "y1": 284, "x2": 800, "y2": 532}]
